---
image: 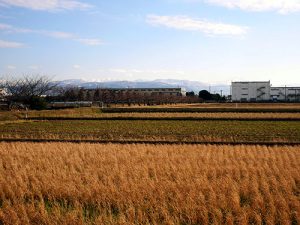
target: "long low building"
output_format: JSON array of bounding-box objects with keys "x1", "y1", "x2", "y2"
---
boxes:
[
  {"x1": 232, "y1": 81, "x2": 300, "y2": 102},
  {"x1": 89, "y1": 88, "x2": 186, "y2": 97}
]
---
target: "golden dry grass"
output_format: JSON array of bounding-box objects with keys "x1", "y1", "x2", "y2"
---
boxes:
[
  {"x1": 21, "y1": 107, "x2": 300, "y2": 119},
  {"x1": 0, "y1": 103, "x2": 300, "y2": 121},
  {"x1": 2, "y1": 106, "x2": 300, "y2": 121},
  {"x1": 28, "y1": 112, "x2": 300, "y2": 119},
  {"x1": 0, "y1": 142, "x2": 299, "y2": 225},
  {"x1": 116, "y1": 103, "x2": 300, "y2": 108},
  {"x1": 172, "y1": 103, "x2": 300, "y2": 108}
]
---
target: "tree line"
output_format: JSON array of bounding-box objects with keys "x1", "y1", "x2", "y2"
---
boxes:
[{"x1": 0, "y1": 75, "x2": 225, "y2": 110}]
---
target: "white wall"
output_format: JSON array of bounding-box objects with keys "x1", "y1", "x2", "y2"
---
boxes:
[
  {"x1": 271, "y1": 87, "x2": 300, "y2": 101},
  {"x1": 232, "y1": 82, "x2": 270, "y2": 101}
]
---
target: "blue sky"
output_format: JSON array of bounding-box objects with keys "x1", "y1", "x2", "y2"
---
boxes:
[{"x1": 0, "y1": 0, "x2": 300, "y2": 85}]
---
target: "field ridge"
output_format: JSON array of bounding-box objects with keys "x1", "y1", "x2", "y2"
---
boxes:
[{"x1": 1, "y1": 138, "x2": 300, "y2": 146}]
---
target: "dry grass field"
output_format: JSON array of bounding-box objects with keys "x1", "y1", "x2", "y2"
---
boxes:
[
  {"x1": 27, "y1": 112, "x2": 300, "y2": 120},
  {"x1": 2, "y1": 105, "x2": 300, "y2": 121},
  {"x1": 113, "y1": 103, "x2": 300, "y2": 108},
  {"x1": 0, "y1": 142, "x2": 299, "y2": 225},
  {"x1": 175, "y1": 103, "x2": 300, "y2": 108},
  {"x1": 0, "y1": 104, "x2": 299, "y2": 224}
]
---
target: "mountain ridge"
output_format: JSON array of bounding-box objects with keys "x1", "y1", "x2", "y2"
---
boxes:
[{"x1": 54, "y1": 79, "x2": 230, "y2": 95}]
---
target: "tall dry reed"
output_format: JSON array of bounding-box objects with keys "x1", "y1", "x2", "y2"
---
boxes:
[{"x1": 0, "y1": 143, "x2": 299, "y2": 225}]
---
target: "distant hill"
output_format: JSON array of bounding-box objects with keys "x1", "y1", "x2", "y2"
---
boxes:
[{"x1": 54, "y1": 79, "x2": 230, "y2": 95}]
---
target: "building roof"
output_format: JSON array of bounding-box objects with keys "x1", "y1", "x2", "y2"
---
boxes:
[
  {"x1": 86, "y1": 87, "x2": 184, "y2": 91},
  {"x1": 232, "y1": 81, "x2": 270, "y2": 84},
  {"x1": 271, "y1": 87, "x2": 300, "y2": 89}
]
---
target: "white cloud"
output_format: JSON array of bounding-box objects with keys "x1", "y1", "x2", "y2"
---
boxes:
[
  {"x1": 28, "y1": 65, "x2": 39, "y2": 70},
  {"x1": 206, "y1": 0, "x2": 300, "y2": 14},
  {"x1": 0, "y1": 39, "x2": 24, "y2": 48},
  {"x1": 0, "y1": 0, "x2": 92, "y2": 11},
  {"x1": 76, "y1": 38, "x2": 104, "y2": 46},
  {"x1": 109, "y1": 68, "x2": 186, "y2": 75},
  {"x1": 0, "y1": 22, "x2": 103, "y2": 46},
  {"x1": 97, "y1": 68, "x2": 202, "y2": 81},
  {"x1": 147, "y1": 15, "x2": 248, "y2": 36},
  {"x1": 110, "y1": 68, "x2": 128, "y2": 73},
  {"x1": 0, "y1": 23, "x2": 31, "y2": 33},
  {"x1": 7, "y1": 65, "x2": 16, "y2": 69},
  {"x1": 0, "y1": 23, "x2": 11, "y2": 30},
  {"x1": 41, "y1": 30, "x2": 74, "y2": 39},
  {"x1": 73, "y1": 64, "x2": 81, "y2": 69}
]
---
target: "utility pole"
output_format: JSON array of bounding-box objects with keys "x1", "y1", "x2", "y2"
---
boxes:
[
  {"x1": 220, "y1": 90, "x2": 223, "y2": 97},
  {"x1": 25, "y1": 107, "x2": 28, "y2": 119},
  {"x1": 285, "y1": 85, "x2": 287, "y2": 102}
]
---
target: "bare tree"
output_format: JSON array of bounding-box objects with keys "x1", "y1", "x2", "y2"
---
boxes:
[
  {"x1": 3, "y1": 75, "x2": 55, "y2": 101},
  {"x1": 1, "y1": 75, "x2": 56, "y2": 109},
  {"x1": 94, "y1": 89, "x2": 101, "y2": 101},
  {"x1": 77, "y1": 88, "x2": 85, "y2": 101},
  {"x1": 63, "y1": 88, "x2": 78, "y2": 101}
]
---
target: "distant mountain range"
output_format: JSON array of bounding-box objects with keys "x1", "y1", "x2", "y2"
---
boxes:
[{"x1": 54, "y1": 79, "x2": 230, "y2": 95}]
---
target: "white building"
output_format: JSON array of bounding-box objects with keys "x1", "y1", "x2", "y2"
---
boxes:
[
  {"x1": 271, "y1": 86, "x2": 300, "y2": 101},
  {"x1": 231, "y1": 81, "x2": 271, "y2": 102},
  {"x1": 232, "y1": 81, "x2": 300, "y2": 102}
]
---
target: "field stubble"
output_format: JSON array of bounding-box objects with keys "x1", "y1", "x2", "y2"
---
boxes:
[
  {"x1": 2, "y1": 107, "x2": 300, "y2": 121},
  {"x1": 0, "y1": 120, "x2": 299, "y2": 143},
  {"x1": 0, "y1": 142, "x2": 299, "y2": 225}
]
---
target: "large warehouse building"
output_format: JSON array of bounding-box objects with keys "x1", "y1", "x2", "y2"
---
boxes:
[
  {"x1": 231, "y1": 81, "x2": 271, "y2": 102},
  {"x1": 232, "y1": 81, "x2": 300, "y2": 102},
  {"x1": 93, "y1": 88, "x2": 186, "y2": 97}
]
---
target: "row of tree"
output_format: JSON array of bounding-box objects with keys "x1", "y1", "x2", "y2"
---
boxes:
[
  {"x1": 0, "y1": 76, "x2": 226, "y2": 110},
  {"x1": 52, "y1": 88, "x2": 201, "y2": 106}
]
